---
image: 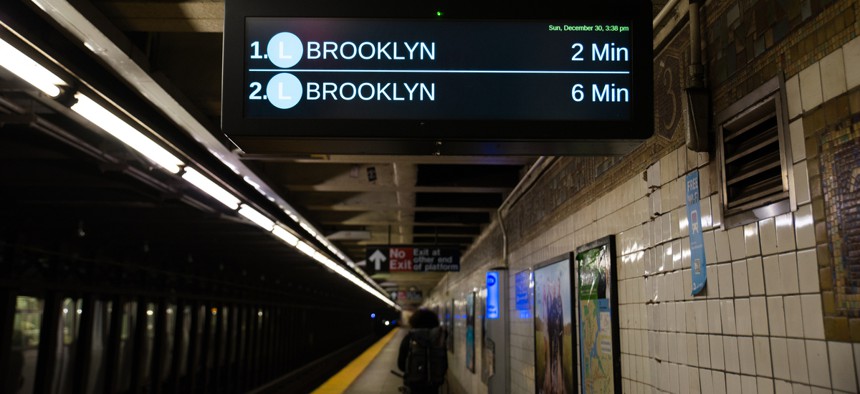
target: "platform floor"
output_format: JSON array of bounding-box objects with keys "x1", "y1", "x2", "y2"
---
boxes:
[{"x1": 312, "y1": 328, "x2": 406, "y2": 394}]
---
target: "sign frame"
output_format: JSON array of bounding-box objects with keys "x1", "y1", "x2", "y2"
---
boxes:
[{"x1": 222, "y1": 0, "x2": 654, "y2": 155}]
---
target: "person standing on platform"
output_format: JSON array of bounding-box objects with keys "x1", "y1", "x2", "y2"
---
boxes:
[{"x1": 397, "y1": 309, "x2": 448, "y2": 394}]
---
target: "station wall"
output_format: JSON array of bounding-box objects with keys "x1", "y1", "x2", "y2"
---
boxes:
[{"x1": 425, "y1": 0, "x2": 860, "y2": 392}]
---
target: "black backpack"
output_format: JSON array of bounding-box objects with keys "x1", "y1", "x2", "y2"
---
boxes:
[{"x1": 404, "y1": 327, "x2": 447, "y2": 387}]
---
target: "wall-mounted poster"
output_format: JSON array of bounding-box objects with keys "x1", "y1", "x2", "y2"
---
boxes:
[
  {"x1": 533, "y1": 254, "x2": 575, "y2": 394},
  {"x1": 575, "y1": 235, "x2": 621, "y2": 393},
  {"x1": 466, "y1": 291, "x2": 476, "y2": 373}
]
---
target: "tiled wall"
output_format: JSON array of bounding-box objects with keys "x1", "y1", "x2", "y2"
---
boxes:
[{"x1": 424, "y1": 1, "x2": 860, "y2": 393}]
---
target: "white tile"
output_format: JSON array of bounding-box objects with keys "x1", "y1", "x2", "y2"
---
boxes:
[
  {"x1": 713, "y1": 370, "x2": 727, "y2": 394},
  {"x1": 800, "y1": 62, "x2": 823, "y2": 111},
  {"x1": 795, "y1": 204, "x2": 815, "y2": 250},
  {"x1": 690, "y1": 365, "x2": 703, "y2": 394},
  {"x1": 787, "y1": 338, "x2": 810, "y2": 384},
  {"x1": 701, "y1": 368, "x2": 714, "y2": 394},
  {"x1": 688, "y1": 300, "x2": 708, "y2": 334},
  {"x1": 733, "y1": 260, "x2": 750, "y2": 297},
  {"x1": 711, "y1": 335, "x2": 726, "y2": 370},
  {"x1": 794, "y1": 161, "x2": 812, "y2": 206},
  {"x1": 767, "y1": 297, "x2": 787, "y2": 337},
  {"x1": 771, "y1": 337, "x2": 790, "y2": 380},
  {"x1": 757, "y1": 377, "x2": 774, "y2": 394},
  {"x1": 719, "y1": 263, "x2": 734, "y2": 298},
  {"x1": 701, "y1": 196, "x2": 714, "y2": 230},
  {"x1": 748, "y1": 257, "x2": 766, "y2": 296},
  {"x1": 855, "y1": 344, "x2": 860, "y2": 393},
  {"x1": 704, "y1": 230, "x2": 718, "y2": 270},
  {"x1": 775, "y1": 380, "x2": 793, "y2": 394},
  {"x1": 715, "y1": 230, "x2": 732, "y2": 263},
  {"x1": 776, "y1": 213, "x2": 797, "y2": 254},
  {"x1": 726, "y1": 373, "x2": 741, "y2": 394},
  {"x1": 780, "y1": 252, "x2": 800, "y2": 295},
  {"x1": 709, "y1": 300, "x2": 723, "y2": 333},
  {"x1": 687, "y1": 301, "x2": 699, "y2": 333},
  {"x1": 745, "y1": 223, "x2": 761, "y2": 257},
  {"x1": 729, "y1": 226, "x2": 747, "y2": 260},
  {"x1": 688, "y1": 333, "x2": 700, "y2": 367},
  {"x1": 809, "y1": 388, "x2": 830, "y2": 394},
  {"x1": 742, "y1": 375, "x2": 758, "y2": 394},
  {"x1": 786, "y1": 74, "x2": 802, "y2": 119},
  {"x1": 724, "y1": 335, "x2": 741, "y2": 373},
  {"x1": 754, "y1": 336, "x2": 773, "y2": 377},
  {"x1": 675, "y1": 302, "x2": 687, "y2": 332},
  {"x1": 792, "y1": 383, "x2": 811, "y2": 394},
  {"x1": 806, "y1": 341, "x2": 830, "y2": 387},
  {"x1": 829, "y1": 342, "x2": 857, "y2": 392},
  {"x1": 707, "y1": 263, "x2": 720, "y2": 299},
  {"x1": 759, "y1": 217, "x2": 778, "y2": 256},
  {"x1": 784, "y1": 295, "x2": 804, "y2": 338},
  {"x1": 721, "y1": 300, "x2": 737, "y2": 335},
  {"x1": 845, "y1": 37, "x2": 860, "y2": 90},
  {"x1": 790, "y1": 120, "x2": 806, "y2": 163},
  {"x1": 699, "y1": 334, "x2": 712, "y2": 368},
  {"x1": 751, "y1": 297, "x2": 770, "y2": 336},
  {"x1": 735, "y1": 298, "x2": 753, "y2": 336},
  {"x1": 821, "y1": 48, "x2": 847, "y2": 101},
  {"x1": 711, "y1": 195, "x2": 723, "y2": 228},
  {"x1": 738, "y1": 336, "x2": 757, "y2": 375},
  {"x1": 763, "y1": 255, "x2": 783, "y2": 295}
]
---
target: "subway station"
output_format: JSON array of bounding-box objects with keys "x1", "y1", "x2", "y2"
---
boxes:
[{"x1": 1, "y1": 0, "x2": 859, "y2": 393}]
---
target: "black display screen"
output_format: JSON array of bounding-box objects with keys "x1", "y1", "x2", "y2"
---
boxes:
[
  {"x1": 222, "y1": 0, "x2": 653, "y2": 155},
  {"x1": 244, "y1": 18, "x2": 632, "y2": 121}
]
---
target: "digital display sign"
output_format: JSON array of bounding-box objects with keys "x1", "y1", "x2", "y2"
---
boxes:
[
  {"x1": 486, "y1": 271, "x2": 500, "y2": 320},
  {"x1": 223, "y1": 1, "x2": 653, "y2": 155}
]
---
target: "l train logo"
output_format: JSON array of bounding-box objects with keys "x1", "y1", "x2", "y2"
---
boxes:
[{"x1": 266, "y1": 32, "x2": 303, "y2": 109}]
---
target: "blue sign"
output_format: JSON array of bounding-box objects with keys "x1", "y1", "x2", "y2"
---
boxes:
[
  {"x1": 686, "y1": 170, "x2": 707, "y2": 295},
  {"x1": 486, "y1": 272, "x2": 500, "y2": 320},
  {"x1": 515, "y1": 270, "x2": 531, "y2": 318}
]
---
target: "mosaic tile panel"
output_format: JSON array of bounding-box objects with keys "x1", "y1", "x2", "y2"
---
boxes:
[{"x1": 819, "y1": 117, "x2": 860, "y2": 317}]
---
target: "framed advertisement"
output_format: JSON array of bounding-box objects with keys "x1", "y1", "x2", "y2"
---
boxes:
[
  {"x1": 575, "y1": 235, "x2": 620, "y2": 393},
  {"x1": 466, "y1": 291, "x2": 476, "y2": 373},
  {"x1": 533, "y1": 254, "x2": 576, "y2": 394}
]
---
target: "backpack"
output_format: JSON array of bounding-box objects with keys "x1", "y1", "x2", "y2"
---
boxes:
[{"x1": 404, "y1": 327, "x2": 447, "y2": 387}]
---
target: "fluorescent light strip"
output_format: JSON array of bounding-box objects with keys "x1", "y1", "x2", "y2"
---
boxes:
[
  {"x1": 237, "y1": 205, "x2": 274, "y2": 231},
  {"x1": 299, "y1": 221, "x2": 317, "y2": 237},
  {"x1": 312, "y1": 252, "x2": 397, "y2": 307},
  {"x1": 271, "y1": 225, "x2": 299, "y2": 246},
  {"x1": 71, "y1": 94, "x2": 184, "y2": 173},
  {"x1": 181, "y1": 168, "x2": 241, "y2": 210},
  {"x1": 0, "y1": 37, "x2": 65, "y2": 97},
  {"x1": 295, "y1": 241, "x2": 316, "y2": 257}
]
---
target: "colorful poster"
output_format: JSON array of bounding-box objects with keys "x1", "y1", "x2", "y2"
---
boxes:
[
  {"x1": 686, "y1": 170, "x2": 707, "y2": 295},
  {"x1": 466, "y1": 292, "x2": 476, "y2": 372},
  {"x1": 534, "y1": 256, "x2": 575, "y2": 394},
  {"x1": 576, "y1": 235, "x2": 620, "y2": 393},
  {"x1": 516, "y1": 269, "x2": 532, "y2": 319}
]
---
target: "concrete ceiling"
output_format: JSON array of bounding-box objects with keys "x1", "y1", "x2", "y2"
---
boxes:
[{"x1": 79, "y1": 0, "x2": 536, "y2": 298}]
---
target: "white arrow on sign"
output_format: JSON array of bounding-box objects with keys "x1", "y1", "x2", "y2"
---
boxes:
[{"x1": 368, "y1": 249, "x2": 387, "y2": 271}]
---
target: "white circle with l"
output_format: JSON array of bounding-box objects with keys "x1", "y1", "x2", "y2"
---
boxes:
[
  {"x1": 267, "y1": 32, "x2": 303, "y2": 68},
  {"x1": 266, "y1": 73, "x2": 302, "y2": 109}
]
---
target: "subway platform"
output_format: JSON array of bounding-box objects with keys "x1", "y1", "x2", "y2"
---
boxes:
[{"x1": 313, "y1": 328, "x2": 406, "y2": 394}]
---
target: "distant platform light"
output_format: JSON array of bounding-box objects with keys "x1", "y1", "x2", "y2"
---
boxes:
[
  {"x1": 371, "y1": 313, "x2": 376, "y2": 319},
  {"x1": 384, "y1": 320, "x2": 390, "y2": 326}
]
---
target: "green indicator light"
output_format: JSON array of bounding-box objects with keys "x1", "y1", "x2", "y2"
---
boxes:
[{"x1": 436, "y1": 11, "x2": 443, "y2": 17}]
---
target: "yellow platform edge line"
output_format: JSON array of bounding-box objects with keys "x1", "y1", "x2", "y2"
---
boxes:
[{"x1": 311, "y1": 328, "x2": 400, "y2": 394}]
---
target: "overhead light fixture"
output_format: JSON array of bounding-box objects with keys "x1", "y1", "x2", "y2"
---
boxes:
[
  {"x1": 271, "y1": 225, "x2": 299, "y2": 246},
  {"x1": 237, "y1": 205, "x2": 274, "y2": 231},
  {"x1": 0, "y1": 37, "x2": 65, "y2": 97},
  {"x1": 71, "y1": 94, "x2": 184, "y2": 173},
  {"x1": 181, "y1": 167, "x2": 240, "y2": 210},
  {"x1": 299, "y1": 221, "x2": 317, "y2": 237},
  {"x1": 296, "y1": 241, "x2": 316, "y2": 257}
]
